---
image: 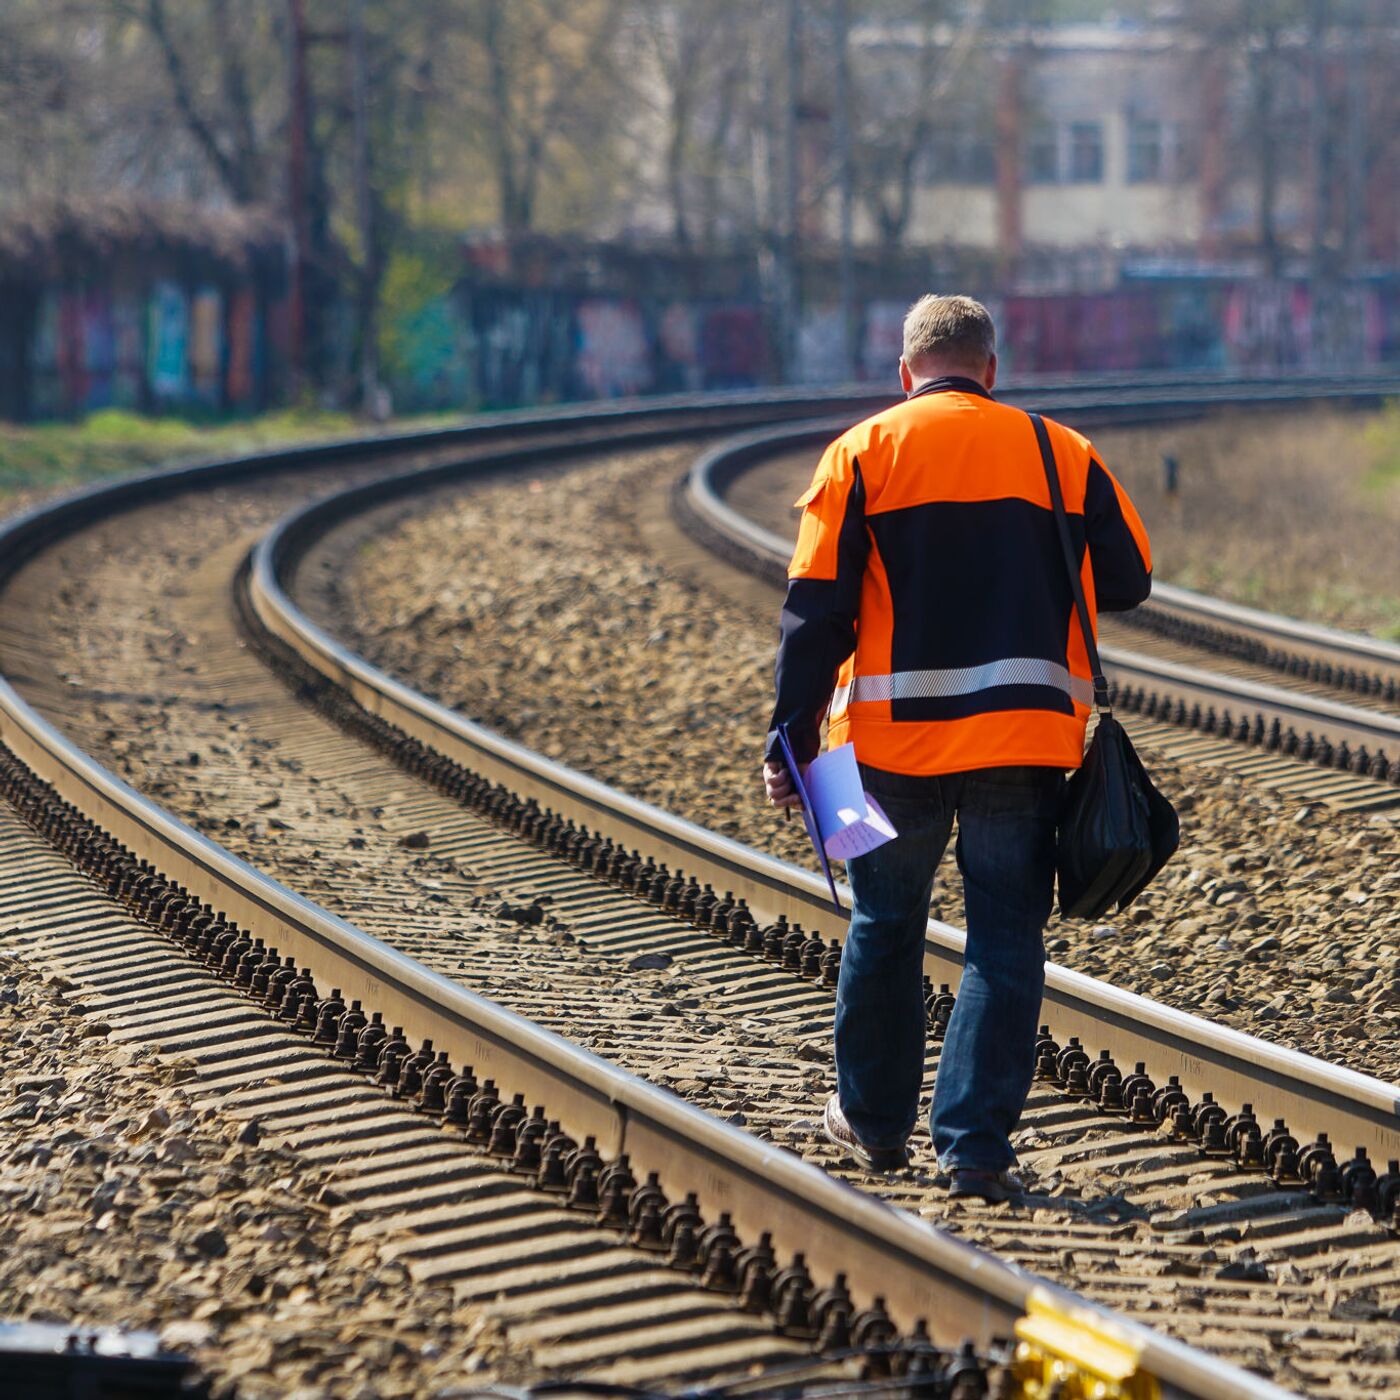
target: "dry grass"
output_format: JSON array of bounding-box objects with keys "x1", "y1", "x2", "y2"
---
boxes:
[{"x1": 1093, "y1": 405, "x2": 1400, "y2": 640}]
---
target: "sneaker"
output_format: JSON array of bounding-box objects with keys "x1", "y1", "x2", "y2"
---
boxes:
[
  {"x1": 822, "y1": 1096, "x2": 910, "y2": 1173},
  {"x1": 948, "y1": 1168, "x2": 1023, "y2": 1203}
]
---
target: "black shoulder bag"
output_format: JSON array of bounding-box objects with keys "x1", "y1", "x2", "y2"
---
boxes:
[{"x1": 1028, "y1": 412, "x2": 1180, "y2": 919}]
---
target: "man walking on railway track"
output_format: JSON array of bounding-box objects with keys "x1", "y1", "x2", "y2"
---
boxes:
[{"x1": 763, "y1": 294, "x2": 1152, "y2": 1200}]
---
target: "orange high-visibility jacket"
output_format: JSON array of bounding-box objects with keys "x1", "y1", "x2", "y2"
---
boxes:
[{"x1": 767, "y1": 377, "x2": 1152, "y2": 777}]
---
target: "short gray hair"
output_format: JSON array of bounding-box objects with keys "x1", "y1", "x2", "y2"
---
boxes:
[{"x1": 902, "y1": 293, "x2": 996, "y2": 369}]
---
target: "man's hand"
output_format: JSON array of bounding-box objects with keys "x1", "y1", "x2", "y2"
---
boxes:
[{"x1": 764, "y1": 759, "x2": 804, "y2": 808}]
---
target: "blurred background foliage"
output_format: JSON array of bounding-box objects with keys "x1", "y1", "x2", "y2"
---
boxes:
[{"x1": 2, "y1": 1, "x2": 1398, "y2": 411}]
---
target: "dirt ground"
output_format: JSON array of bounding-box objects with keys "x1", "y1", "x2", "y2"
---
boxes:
[{"x1": 1090, "y1": 406, "x2": 1400, "y2": 639}]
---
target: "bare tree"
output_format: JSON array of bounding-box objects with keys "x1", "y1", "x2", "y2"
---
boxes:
[
  {"x1": 464, "y1": 0, "x2": 628, "y2": 244},
  {"x1": 1347, "y1": 0, "x2": 1400, "y2": 270},
  {"x1": 0, "y1": 2, "x2": 107, "y2": 202},
  {"x1": 849, "y1": 0, "x2": 986, "y2": 253},
  {"x1": 337, "y1": 0, "x2": 446, "y2": 410},
  {"x1": 1188, "y1": 0, "x2": 1309, "y2": 272},
  {"x1": 104, "y1": 0, "x2": 279, "y2": 204},
  {"x1": 628, "y1": 0, "x2": 754, "y2": 248}
]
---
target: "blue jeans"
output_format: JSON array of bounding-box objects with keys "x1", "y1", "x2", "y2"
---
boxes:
[{"x1": 835, "y1": 765, "x2": 1062, "y2": 1171}]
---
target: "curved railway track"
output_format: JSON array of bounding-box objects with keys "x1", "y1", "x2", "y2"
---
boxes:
[
  {"x1": 679, "y1": 420, "x2": 1400, "y2": 813},
  {"x1": 0, "y1": 380, "x2": 1396, "y2": 1397}
]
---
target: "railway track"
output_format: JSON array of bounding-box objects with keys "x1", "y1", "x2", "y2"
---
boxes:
[
  {"x1": 680, "y1": 419, "x2": 1400, "y2": 813},
  {"x1": 0, "y1": 382, "x2": 1396, "y2": 1396}
]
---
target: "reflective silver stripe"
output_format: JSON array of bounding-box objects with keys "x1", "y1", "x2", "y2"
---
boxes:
[{"x1": 833, "y1": 658, "x2": 1093, "y2": 711}]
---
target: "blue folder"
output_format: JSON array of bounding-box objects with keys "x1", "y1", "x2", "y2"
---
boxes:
[{"x1": 776, "y1": 724, "x2": 842, "y2": 914}]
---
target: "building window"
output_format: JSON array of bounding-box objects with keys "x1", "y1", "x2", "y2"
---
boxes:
[
  {"x1": 1127, "y1": 118, "x2": 1162, "y2": 183},
  {"x1": 1068, "y1": 121, "x2": 1104, "y2": 183},
  {"x1": 1025, "y1": 123, "x2": 1059, "y2": 184},
  {"x1": 961, "y1": 134, "x2": 997, "y2": 185},
  {"x1": 921, "y1": 127, "x2": 997, "y2": 186}
]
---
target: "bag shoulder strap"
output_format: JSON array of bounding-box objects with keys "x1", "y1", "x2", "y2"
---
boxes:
[{"x1": 1027, "y1": 411, "x2": 1110, "y2": 712}]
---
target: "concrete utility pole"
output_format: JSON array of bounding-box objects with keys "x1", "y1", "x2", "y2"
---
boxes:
[
  {"x1": 286, "y1": 0, "x2": 311, "y2": 396},
  {"x1": 1197, "y1": 52, "x2": 1227, "y2": 261},
  {"x1": 1343, "y1": 9, "x2": 1367, "y2": 271},
  {"x1": 833, "y1": 0, "x2": 857, "y2": 382},
  {"x1": 1308, "y1": 0, "x2": 1330, "y2": 277},
  {"x1": 994, "y1": 50, "x2": 1023, "y2": 280}
]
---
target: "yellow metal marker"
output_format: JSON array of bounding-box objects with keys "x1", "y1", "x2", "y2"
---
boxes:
[{"x1": 1011, "y1": 1292, "x2": 1161, "y2": 1400}]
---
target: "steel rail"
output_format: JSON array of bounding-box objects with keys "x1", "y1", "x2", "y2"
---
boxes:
[
  {"x1": 0, "y1": 387, "x2": 1350, "y2": 1399},
  {"x1": 247, "y1": 419, "x2": 1400, "y2": 1168},
  {"x1": 0, "y1": 370, "x2": 1317, "y2": 586},
  {"x1": 1143, "y1": 579, "x2": 1400, "y2": 691},
  {"x1": 248, "y1": 461, "x2": 1400, "y2": 1399},
  {"x1": 240, "y1": 397, "x2": 1400, "y2": 1394},
  {"x1": 681, "y1": 412, "x2": 1400, "y2": 770}
]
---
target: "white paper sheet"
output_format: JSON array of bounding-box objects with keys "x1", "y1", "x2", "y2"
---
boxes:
[{"x1": 805, "y1": 743, "x2": 898, "y2": 861}]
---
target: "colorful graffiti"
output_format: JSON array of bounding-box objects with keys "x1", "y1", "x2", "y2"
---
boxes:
[
  {"x1": 148, "y1": 281, "x2": 190, "y2": 401},
  {"x1": 226, "y1": 289, "x2": 260, "y2": 406},
  {"x1": 384, "y1": 291, "x2": 780, "y2": 412},
  {"x1": 7, "y1": 277, "x2": 271, "y2": 420},
  {"x1": 379, "y1": 275, "x2": 1400, "y2": 415},
  {"x1": 189, "y1": 287, "x2": 224, "y2": 405},
  {"x1": 859, "y1": 302, "x2": 905, "y2": 383},
  {"x1": 656, "y1": 303, "x2": 702, "y2": 392},
  {"x1": 576, "y1": 299, "x2": 652, "y2": 398},
  {"x1": 8, "y1": 261, "x2": 1399, "y2": 422},
  {"x1": 795, "y1": 306, "x2": 847, "y2": 385}
]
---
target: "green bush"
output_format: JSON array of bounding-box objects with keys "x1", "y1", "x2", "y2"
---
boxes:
[
  {"x1": 0, "y1": 409, "x2": 363, "y2": 498},
  {"x1": 1362, "y1": 399, "x2": 1400, "y2": 489}
]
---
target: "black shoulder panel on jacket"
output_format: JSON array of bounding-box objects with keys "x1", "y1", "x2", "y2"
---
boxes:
[
  {"x1": 766, "y1": 460, "x2": 868, "y2": 764},
  {"x1": 1084, "y1": 458, "x2": 1151, "y2": 612}
]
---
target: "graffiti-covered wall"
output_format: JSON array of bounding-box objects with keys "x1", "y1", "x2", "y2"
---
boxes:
[
  {"x1": 999, "y1": 279, "x2": 1396, "y2": 376},
  {"x1": 382, "y1": 270, "x2": 1400, "y2": 414},
  {"x1": 0, "y1": 270, "x2": 280, "y2": 423},
  {"x1": 384, "y1": 287, "x2": 775, "y2": 411},
  {"x1": 6, "y1": 240, "x2": 1399, "y2": 422}
]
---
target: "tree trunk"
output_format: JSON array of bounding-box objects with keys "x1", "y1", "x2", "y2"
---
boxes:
[
  {"x1": 145, "y1": 0, "x2": 254, "y2": 202},
  {"x1": 211, "y1": 0, "x2": 262, "y2": 203},
  {"x1": 772, "y1": 0, "x2": 801, "y2": 382},
  {"x1": 481, "y1": 0, "x2": 525, "y2": 248},
  {"x1": 1342, "y1": 9, "x2": 1367, "y2": 270},
  {"x1": 667, "y1": 84, "x2": 692, "y2": 247},
  {"x1": 833, "y1": 0, "x2": 856, "y2": 381},
  {"x1": 350, "y1": 0, "x2": 384, "y2": 417},
  {"x1": 286, "y1": 0, "x2": 311, "y2": 395}
]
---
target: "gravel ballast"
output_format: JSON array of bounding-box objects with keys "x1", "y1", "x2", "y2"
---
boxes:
[
  {"x1": 2, "y1": 448, "x2": 1398, "y2": 1392},
  {"x1": 329, "y1": 447, "x2": 1400, "y2": 1080},
  {"x1": 0, "y1": 946, "x2": 519, "y2": 1399}
]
